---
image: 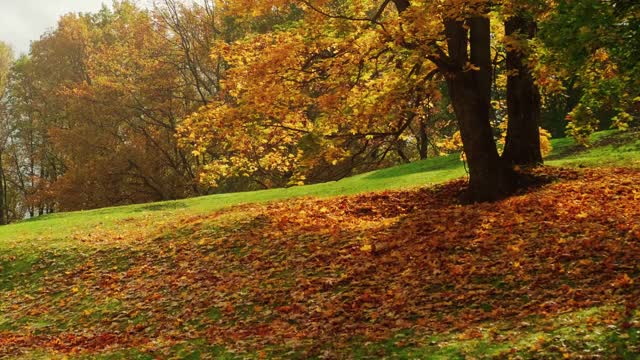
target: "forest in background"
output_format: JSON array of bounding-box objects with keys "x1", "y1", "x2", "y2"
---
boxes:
[{"x1": 0, "y1": 0, "x2": 637, "y2": 222}]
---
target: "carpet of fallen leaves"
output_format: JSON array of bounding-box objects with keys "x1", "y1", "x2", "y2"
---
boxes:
[{"x1": 1, "y1": 167, "x2": 640, "y2": 358}]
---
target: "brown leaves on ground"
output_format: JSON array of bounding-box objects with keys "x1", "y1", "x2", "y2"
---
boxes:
[{"x1": 1, "y1": 167, "x2": 639, "y2": 357}]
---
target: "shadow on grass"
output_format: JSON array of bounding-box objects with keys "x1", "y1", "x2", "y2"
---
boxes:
[
  {"x1": 133, "y1": 201, "x2": 189, "y2": 212},
  {"x1": 546, "y1": 128, "x2": 640, "y2": 161},
  {"x1": 20, "y1": 214, "x2": 56, "y2": 223},
  {"x1": 365, "y1": 154, "x2": 463, "y2": 180}
]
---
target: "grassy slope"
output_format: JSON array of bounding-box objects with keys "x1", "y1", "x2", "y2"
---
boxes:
[
  {"x1": 0, "y1": 153, "x2": 465, "y2": 248},
  {"x1": 2, "y1": 129, "x2": 638, "y2": 245},
  {"x1": 0, "y1": 130, "x2": 639, "y2": 359}
]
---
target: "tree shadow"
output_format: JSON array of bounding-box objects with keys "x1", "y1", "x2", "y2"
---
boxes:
[
  {"x1": 546, "y1": 128, "x2": 640, "y2": 160},
  {"x1": 133, "y1": 201, "x2": 188, "y2": 212}
]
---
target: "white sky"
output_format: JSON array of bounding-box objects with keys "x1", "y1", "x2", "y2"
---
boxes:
[{"x1": 0, "y1": 0, "x2": 153, "y2": 55}]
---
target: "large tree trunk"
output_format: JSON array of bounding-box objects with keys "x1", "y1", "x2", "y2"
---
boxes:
[
  {"x1": 501, "y1": 15, "x2": 543, "y2": 166},
  {"x1": 392, "y1": 1, "x2": 516, "y2": 201},
  {"x1": 445, "y1": 17, "x2": 516, "y2": 202}
]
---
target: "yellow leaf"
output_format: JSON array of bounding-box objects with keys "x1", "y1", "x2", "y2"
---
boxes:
[
  {"x1": 360, "y1": 244, "x2": 373, "y2": 252},
  {"x1": 575, "y1": 212, "x2": 588, "y2": 219}
]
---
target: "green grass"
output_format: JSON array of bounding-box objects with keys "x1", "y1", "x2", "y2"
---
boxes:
[
  {"x1": 1, "y1": 129, "x2": 639, "y2": 246},
  {"x1": 546, "y1": 129, "x2": 640, "y2": 168},
  {"x1": 344, "y1": 306, "x2": 625, "y2": 359},
  {"x1": 0, "y1": 153, "x2": 466, "y2": 246}
]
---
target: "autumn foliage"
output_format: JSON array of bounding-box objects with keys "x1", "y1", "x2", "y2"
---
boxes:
[
  {"x1": 0, "y1": 0, "x2": 637, "y2": 215},
  {"x1": 0, "y1": 0, "x2": 639, "y2": 357}
]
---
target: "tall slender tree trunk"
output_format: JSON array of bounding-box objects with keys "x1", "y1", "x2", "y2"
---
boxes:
[
  {"x1": 417, "y1": 119, "x2": 429, "y2": 160},
  {"x1": 444, "y1": 17, "x2": 515, "y2": 202},
  {"x1": 0, "y1": 152, "x2": 6, "y2": 225},
  {"x1": 502, "y1": 15, "x2": 543, "y2": 166}
]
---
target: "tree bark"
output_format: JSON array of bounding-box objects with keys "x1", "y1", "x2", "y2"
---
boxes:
[
  {"x1": 502, "y1": 15, "x2": 543, "y2": 166},
  {"x1": 0, "y1": 152, "x2": 6, "y2": 225},
  {"x1": 391, "y1": 0, "x2": 410, "y2": 12},
  {"x1": 417, "y1": 119, "x2": 429, "y2": 160},
  {"x1": 444, "y1": 17, "x2": 516, "y2": 202},
  {"x1": 392, "y1": 1, "x2": 516, "y2": 201}
]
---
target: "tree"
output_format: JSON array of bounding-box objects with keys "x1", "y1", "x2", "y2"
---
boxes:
[
  {"x1": 435, "y1": 5, "x2": 517, "y2": 201},
  {"x1": 6, "y1": 55, "x2": 60, "y2": 218},
  {"x1": 6, "y1": 1, "x2": 225, "y2": 211},
  {"x1": 501, "y1": 3, "x2": 543, "y2": 166},
  {"x1": 180, "y1": 0, "x2": 466, "y2": 189},
  {"x1": 0, "y1": 41, "x2": 13, "y2": 224},
  {"x1": 379, "y1": 0, "x2": 546, "y2": 196},
  {"x1": 191, "y1": 0, "x2": 522, "y2": 201},
  {"x1": 539, "y1": 0, "x2": 639, "y2": 143}
]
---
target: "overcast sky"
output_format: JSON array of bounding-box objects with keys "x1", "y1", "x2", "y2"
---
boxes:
[{"x1": 0, "y1": 0, "x2": 151, "y2": 55}]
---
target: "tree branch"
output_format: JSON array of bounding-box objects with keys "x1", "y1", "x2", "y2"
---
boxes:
[{"x1": 300, "y1": 0, "x2": 381, "y2": 24}]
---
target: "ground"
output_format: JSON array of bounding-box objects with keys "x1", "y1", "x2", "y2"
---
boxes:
[{"x1": 0, "y1": 130, "x2": 639, "y2": 359}]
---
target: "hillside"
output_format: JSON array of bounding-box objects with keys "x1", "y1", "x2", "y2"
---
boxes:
[
  {"x1": 1, "y1": 130, "x2": 639, "y2": 359},
  {"x1": 2, "y1": 129, "x2": 638, "y2": 245}
]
